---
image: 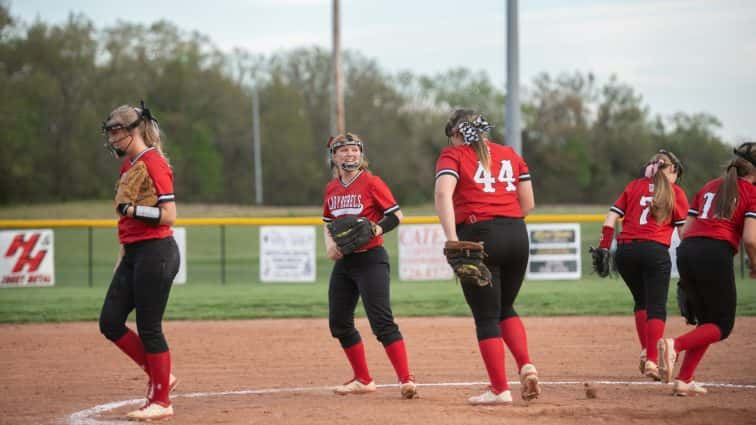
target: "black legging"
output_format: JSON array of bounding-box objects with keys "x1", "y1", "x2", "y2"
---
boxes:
[
  {"x1": 676, "y1": 237, "x2": 737, "y2": 339},
  {"x1": 99, "y1": 237, "x2": 180, "y2": 353},
  {"x1": 328, "y1": 246, "x2": 403, "y2": 348},
  {"x1": 457, "y1": 217, "x2": 530, "y2": 341},
  {"x1": 614, "y1": 240, "x2": 672, "y2": 321}
]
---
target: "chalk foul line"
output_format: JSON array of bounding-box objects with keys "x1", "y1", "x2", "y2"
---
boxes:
[{"x1": 69, "y1": 379, "x2": 756, "y2": 425}]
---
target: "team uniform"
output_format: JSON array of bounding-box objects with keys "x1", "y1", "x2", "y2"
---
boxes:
[
  {"x1": 661, "y1": 177, "x2": 756, "y2": 387},
  {"x1": 435, "y1": 141, "x2": 537, "y2": 399},
  {"x1": 322, "y1": 169, "x2": 414, "y2": 392},
  {"x1": 99, "y1": 147, "x2": 180, "y2": 409},
  {"x1": 609, "y1": 178, "x2": 688, "y2": 369}
]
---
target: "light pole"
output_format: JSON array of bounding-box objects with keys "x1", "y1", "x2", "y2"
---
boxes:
[
  {"x1": 331, "y1": 0, "x2": 345, "y2": 135},
  {"x1": 506, "y1": 0, "x2": 522, "y2": 155},
  {"x1": 252, "y1": 84, "x2": 263, "y2": 205}
]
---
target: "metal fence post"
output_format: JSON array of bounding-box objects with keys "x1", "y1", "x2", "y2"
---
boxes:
[
  {"x1": 220, "y1": 225, "x2": 226, "y2": 285},
  {"x1": 88, "y1": 226, "x2": 93, "y2": 288}
]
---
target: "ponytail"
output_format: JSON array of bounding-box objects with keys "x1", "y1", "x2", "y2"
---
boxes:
[
  {"x1": 140, "y1": 119, "x2": 170, "y2": 165},
  {"x1": 650, "y1": 167, "x2": 674, "y2": 223},
  {"x1": 713, "y1": 161, "x2": 742, "y2": 220},
  {"x1": 471, "y1": 141, "x2": 491, "y2": 172}
]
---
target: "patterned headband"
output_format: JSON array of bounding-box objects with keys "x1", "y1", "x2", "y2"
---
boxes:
[{"x1": 456, "y1": 115, "x2": 494, "y2": 145}]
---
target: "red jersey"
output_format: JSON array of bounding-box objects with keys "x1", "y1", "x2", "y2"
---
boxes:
[
  {"x1": 684, "y1": 177, "x2": 756, "y2": 251},
  {"x1": 435, "y1": 141, "x2": 530, "y2": 224},
  {"x1": 322, "y1": 170, "x2": 399, "y2": 252},
  {"x1": 117, "y1": 148, "x2": 175, "y2": 244},
  {"x1": 610, "y1": 178, "x2": 688, "y2": 246}
]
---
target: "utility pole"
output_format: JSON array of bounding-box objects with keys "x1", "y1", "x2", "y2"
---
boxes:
[
  {"x1": 331, "y1": 0, "x2": 345, "y2": 135},
  {"x1": 252, "y1": 85, "x2": 263, "y2": 204},
  {"x1": 506, "y1": 0, "x2": 522, "y2": 155}
]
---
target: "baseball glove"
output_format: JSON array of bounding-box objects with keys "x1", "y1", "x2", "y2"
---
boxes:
[
  {"x1": 676, "y1": 280, "x2": 698, "y2": 326},
  {"x1": 327, "y1": 216, "x2": 376, "y2": 255},
  {"x1": 443, "y1": 241, "x2": 492, "y2": 287},
  {"x1": 589, "y1": 247, "x2": 611, "y2": 278},
  {"x1": 114, "y1": 161, "x2": 158, "y2": 216}
]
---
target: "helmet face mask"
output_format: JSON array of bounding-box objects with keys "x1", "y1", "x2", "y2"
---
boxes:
[
  {"x1": 327, "y1": 134, "x2": 364, "y2": 172},
  {"x1": 102, "y1": 120, "x2": 140, "y2": 158},
  {"x1": 101, "y1": 101, "x2": 158, "y2": 158}
]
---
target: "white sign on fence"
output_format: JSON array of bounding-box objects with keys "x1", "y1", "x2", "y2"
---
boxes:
[
  {"x1": 0, "y1": 229, "x2": 55, "y2": 287},
  {"x1": 260, "y1": 226, "x2": 316, "y2": 282},
  {"x1": 398, "y1": 224, "x2": 453, "y2": 281},
  {"x1": 526, "y1": 223, "x2": 581, "y2": 280},
  {"x1": 172, "y1": 227, "x2": 187, "y2": 284}
]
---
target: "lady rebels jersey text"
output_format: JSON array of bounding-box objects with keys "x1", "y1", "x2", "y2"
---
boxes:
[
  {"x1": 435, "y1": 142, "x2": 530, "y2": 223},
  {"x1": 322, "y1": 170, "x2": 399, "y2": 252},
  {"x1": 117, "y1": 147, "x2": 175, "y2": 244},
  {"x1": 685, "y1": 177, "x2": 756, "y2": 251},
  {"x1": 610, "y1": 178, "x2": 688, "y2": 246}
]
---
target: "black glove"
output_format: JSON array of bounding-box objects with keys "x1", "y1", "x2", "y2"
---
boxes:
[
  {"x1": 327, "y1": 216, "x2": 376, "y2": 255},
  {"x1": 589, "y1": 247, "x2": 611, "y2": 278},
  {"x1": 443, "y1": 241, "x2": 492, "y2": 287}
]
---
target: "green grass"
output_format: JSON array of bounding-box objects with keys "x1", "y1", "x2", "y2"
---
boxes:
[
  {"x1": 1, "y1": 202, "x2": 753, "y2": 322},
  {"x1": 1, "y1": 277, "x2": 754, "y2": 323}
]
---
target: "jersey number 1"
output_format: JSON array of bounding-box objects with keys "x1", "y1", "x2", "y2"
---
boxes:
[{"x1": 473, "y1": 160, "x2": 516, "y2": 193}]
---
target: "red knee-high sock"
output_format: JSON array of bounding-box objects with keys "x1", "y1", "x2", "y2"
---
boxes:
[
  {"x1": 114, "y1": 328, "x2": 149, "y2": 376},
  {"x1": 674, "y1": 324, "x2": 722, "y2": 352},
  {"x1": 645, "y1": 319, "x2": 665, "y2": 363},
  {"x1": 145, "y1": 351, "x2": 171, "y2": 407},
  {"x1": 478, "y1": 338, "x2": 509, "y2": 394},
  {"x1": 384, "y1": 339, "x2": 412, "y2": 383},
  {"x1": 634, "y1": 310, "x2": 648, "y2": 349},
  {"x1": 676, "y1": 344, "x2": 709, "y2": 383},
  {"x1": 343, "y1": 341, "x2": 372, "y2": 384},
  {"x1": 499, "y1": 317, "x2": 531, "y2": 370}
]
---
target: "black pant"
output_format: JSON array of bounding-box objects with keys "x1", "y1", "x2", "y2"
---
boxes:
[
  {"x1": 615, "y1": 240, "x2": 671, "y2": 321},
  {"x1": 328, "y1": 246, "x2": 402, "y2": 348},
  {"x1": 677, "y1": 237, "x2": 736, "y2": 339},
  {"x1": 457, "y1": 217, "x2": 530, "y2": 341},
  {"x1": 99, "y1": 237, "x2": 180, "y2": 353}
]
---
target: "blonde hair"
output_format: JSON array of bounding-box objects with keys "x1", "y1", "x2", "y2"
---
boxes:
[
  {"x1": 108, "y1": 105, "x2": 170, "y2": 165},
  {"x1": 329, "y1": 132, "x2": 369, "y2": 178},
  {"x1": 647, "y1": 152, "x2": 676, "y2": 224},
  {"x1": 445, "y1": 109, "x2": 491, "y2": 171}
]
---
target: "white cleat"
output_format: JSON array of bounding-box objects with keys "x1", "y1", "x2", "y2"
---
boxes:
[
  {"x1": 673, "y1": 380, "x2": 707, "y2": 396},
  {"x1": 127, "y1": 402, "x2": 173, "y2": 421},
  {"x1": 644, "y1": 361, "x2": 661, "y2": 381},
  {"x1": 333, "y1": 378, "x2": 377, "y2": 395},
  {"x1": 400, "y1": 380, "x2": 418, "y2": 399},
  {"x1": 519, "y1": 363, "x2": 541, "y2": 401},
  {"x1": 657, "y1": 338, "x2": 678, "y2": 384},
  {"x1": 467, "y1": 389, "x2": 513, "y2": 406}
]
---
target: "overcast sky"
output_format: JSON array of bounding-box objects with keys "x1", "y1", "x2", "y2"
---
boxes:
[{"x1": 9, "y1": 0, "x2": 756, "y2": 142}]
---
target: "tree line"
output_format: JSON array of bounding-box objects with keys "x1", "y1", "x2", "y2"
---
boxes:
[{"x1": 0, "y1": 4, "x2": 734, "y2": 206}]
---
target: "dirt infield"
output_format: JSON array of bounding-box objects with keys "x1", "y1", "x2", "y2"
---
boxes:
[{"x1": 2, "y1": 317, "x2": 755, "y2": 425}]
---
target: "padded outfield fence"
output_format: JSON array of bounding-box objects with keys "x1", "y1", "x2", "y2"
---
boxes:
[{"x1": 0, "y1": 215, "x2": 747, "y2": 287}]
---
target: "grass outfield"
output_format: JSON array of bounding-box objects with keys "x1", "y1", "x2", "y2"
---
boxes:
[
  {"x1": 1, "y1": 202, "x2": 754, "y2": 322},
  {"x1": 1, "y1": 277, "x2": 755, "y2": 323}
]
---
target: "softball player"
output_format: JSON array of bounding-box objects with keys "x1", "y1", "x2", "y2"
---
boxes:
[
  {"x1": 597, "y1": 150, "x2": 688, "y2": 381},
  {"x1": 658, "y1": 142, "x2": 756, "y2": 396},
  {"x1": 434, "y1": 109, "x2": 540, "y2": 405},
  {"x1": 98, "y1": 103, "x2": 180, "y2": 421},
  {"x1": 322, "y1": 133, "x2": 417, "y2": 399}
]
